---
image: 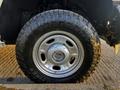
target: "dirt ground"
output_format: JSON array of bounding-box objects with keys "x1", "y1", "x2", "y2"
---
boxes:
[{"x1": 0, "y1": 40, "x2": 120, "y2": 90}]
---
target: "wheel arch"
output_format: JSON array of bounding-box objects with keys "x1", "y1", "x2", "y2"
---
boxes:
[{"x1": 0, "y1": 0, "x2": 113, "y2": 44}]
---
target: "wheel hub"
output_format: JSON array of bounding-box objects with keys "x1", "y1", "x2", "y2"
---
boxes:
[
  {"x1": 33, "y1": 31, "x2": 84, "y2": 78},
  {"x1": 52, "y1": 51, "x2": 65, "y2": 62},
  {"x1": 48, "y1": 44, "x2": 69, "y2": 64}
]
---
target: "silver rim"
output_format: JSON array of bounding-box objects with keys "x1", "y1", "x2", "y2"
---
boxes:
[{"x1": 33, "y1": 31, "x2": 84, "y2": 78}]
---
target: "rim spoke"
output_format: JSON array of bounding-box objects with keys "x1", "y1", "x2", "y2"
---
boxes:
[
  {"x1": 39, "y1": 43, "x2": 50, "y2": 52},
  {"x1": 55, "y1": 36, "x2": 67, "y2": 43},
  {"x1": 61, "y1": 64, "x2": 69, "y2": 71},
  {"x1": 44, "y1": 60, "x2": 53, "y2": 70},
  {"x1": 69, "y1": 47, "x2": 78, "y2": 56},
  {"x1": 71, "y1": 53, "x2": 78, "y2": 57},
  {"x1": 39, "y1": 49, "x2": 46, "y2": 53}
]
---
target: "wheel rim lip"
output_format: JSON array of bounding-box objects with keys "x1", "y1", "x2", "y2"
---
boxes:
[{"x1": 32, "y1": 31, "x2": 85, "y2": 78}]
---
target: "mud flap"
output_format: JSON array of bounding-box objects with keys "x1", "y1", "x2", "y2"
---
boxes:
[{"x1": 115, "y1": 43, "x2": 120, "y2": 56}]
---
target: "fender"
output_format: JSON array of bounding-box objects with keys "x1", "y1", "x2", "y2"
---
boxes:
[
  {"x1": 0, "y1": 0, "x2": 114, "y2": 44},
  {"x1": 69, "y1": 0, "x2": 113, "y2": 23}
]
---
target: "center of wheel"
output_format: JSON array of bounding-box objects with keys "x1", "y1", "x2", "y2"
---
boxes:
[
  {"x1": 52, "y1": 50, "x2": 65, "y2": 62},
  {"x1": 48, "y1": 44, "x2": 69, "y2": 63}
]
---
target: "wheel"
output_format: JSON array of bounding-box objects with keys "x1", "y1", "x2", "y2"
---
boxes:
[{"x1": 16, "y1": 9, "x2": 101, "y2": 83}]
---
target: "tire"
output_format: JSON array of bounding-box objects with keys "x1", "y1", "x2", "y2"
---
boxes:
[{"x1": 16, "y1": 9, "x2": 101, "y2": 83}]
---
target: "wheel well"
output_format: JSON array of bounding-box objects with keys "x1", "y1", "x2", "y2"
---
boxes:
[
  {"x1": 15, "y1": 4, "x2": 88, "y2": 44},
  {"x1": 1, "y1": 0, "x2": 89, "y2": 44}
]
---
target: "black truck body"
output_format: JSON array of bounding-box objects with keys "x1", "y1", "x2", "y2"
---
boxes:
[{"x1": 0, "y1": 0, "x2": 117, "y2": 45}]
